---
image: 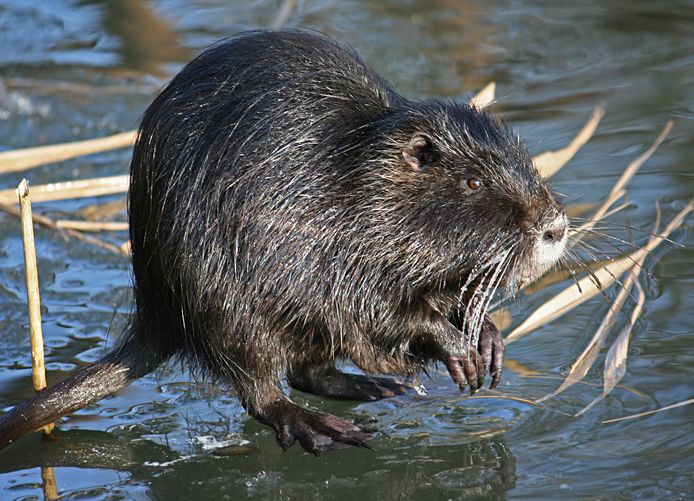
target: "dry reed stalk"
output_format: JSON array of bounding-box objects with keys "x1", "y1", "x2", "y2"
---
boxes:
[
  {"x1": 571, "y1": 279, "x2": 646, "y2": 415},
  {"x1": 600, "y1": 279, "x2": 645, "y2": 396},
  {"x1": 0, "y1": 202, "x2": 128, "y2": 256},
  {"x1": 41, "y1": 466, "x2": 59, "y2": 500},
  {"x1": 17, "y1": 179, "x2": 54, "y2": 435},
  {"x1": 55, "y1": 220, "x2": 129, "y2": 232},
  {"x1": 505, "y1": 123, "x2": 676, "y2": 344},
  {"x1": 538, "y1": 210, "x2": 661, "y2": 405},
  {"x1": 502, "y1": 357, "x2": 542, "y2": 377},
  {"x1": 0, "y1": 131, "x2": 136, "y2": 175},
  {"x1": 601, "y1": 398, "x2": 694, "y2": 424},
  {"x1": 507, "y1": 199, "x2": 692, "y2": 344},
  {"x1": 573, "y1": 121, "x2": 673, "y2": 237},
  {"x1": 534, "y1": 200, "x2": 692, "y2": 406},
  {"x1": 78, "y1": 198, "x2": 127, "y2": 221},
  {"x1": 0, "y1": 175, "x2": 129, "y2": 205},
  {"x1": 271, "y1": 0, "x2": 297, "y2": 28}
]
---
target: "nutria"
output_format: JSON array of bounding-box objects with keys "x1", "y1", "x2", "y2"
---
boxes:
[{"x1": 0, "y1": 29, "x2": 567, "y2": 455}]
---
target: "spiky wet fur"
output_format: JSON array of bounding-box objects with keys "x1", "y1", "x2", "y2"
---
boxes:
[
  {"x1": 0, "y1": 30, "x2": 565, "y2": 449},
  {"x1": 127, "y1": 30, "x2": 562, "y2": 413}
]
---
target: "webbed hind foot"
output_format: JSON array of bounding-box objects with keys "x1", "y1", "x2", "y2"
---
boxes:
[
  {"x1": 256, "y1": 399, "x2": 372, "y2": 455},
  {"x1": 288, "y1": 362, "x2": 410, "y2": 401}
]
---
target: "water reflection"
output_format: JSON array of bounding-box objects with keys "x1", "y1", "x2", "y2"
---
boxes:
[
  {"x1": 81, "y1": 0, "x2": 191, "y2": 75},
  {"x1": 0, "y1": 423, "x2": 516, "y2": 499}
]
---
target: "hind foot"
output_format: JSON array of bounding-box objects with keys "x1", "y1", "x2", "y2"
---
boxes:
[
  {"x1": 288, "y1": 363, "x2": 410, "y2": 401},
  {"x1": 256, "y1": 399, "x2": 371, "y2": 455}
]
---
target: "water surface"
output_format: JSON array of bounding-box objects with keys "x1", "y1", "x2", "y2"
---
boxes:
[{"x1": 0, "y1": 0, "x2": 692, "y2": 499}]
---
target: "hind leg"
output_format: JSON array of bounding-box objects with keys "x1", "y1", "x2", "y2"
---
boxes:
[
  {"x1": 288, "y1": 361, "x2": 410, "y2": 401},
  {"x1": 252, "y1": 393, "x2": 372, "y2": 455},
  {"x1": 230, "y1": 359, "x2": 371, "y2": 454}
]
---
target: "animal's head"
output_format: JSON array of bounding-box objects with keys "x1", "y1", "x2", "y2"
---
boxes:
[{"x1": 375, "y1": 102, "x2": 567, "y2": 295}]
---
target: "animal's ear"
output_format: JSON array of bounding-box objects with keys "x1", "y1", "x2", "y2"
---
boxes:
[{"x1": 402, "y1": 133, "x2": 434, "y2": 172}]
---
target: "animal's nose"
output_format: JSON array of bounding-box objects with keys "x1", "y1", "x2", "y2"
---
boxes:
[{"x1": 542, "y1": 221, "x2": 566, "y2": 243}]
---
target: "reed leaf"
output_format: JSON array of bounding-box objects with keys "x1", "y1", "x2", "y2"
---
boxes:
[
  {"x1": 506, "y1": 125, "x2": 679, "y2": 343},
  {"x1": 534, "y1": 106, "x2": 605, "y2": 178},
  {"x1": 575, "y1": 121, "x2": 673, "y2": 236},
  {"x1": 535, "y1": 200, "x2": 692, "y2": 403},
  {"x1": 602, "y1": 279, "x2": 645, "y2": 396},
  {"x1": 540, "y1": 214, "x2": 657, "y2": 406},
  {"x1": 505, "y1": 253, "x2": 634, "y2": 343},
  {"x1": 469, "y1": 82, "x2": 495, "y2": 109}
]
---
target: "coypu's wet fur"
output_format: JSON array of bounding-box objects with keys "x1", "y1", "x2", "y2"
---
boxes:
[{"x1": 0, "y1": 30, "x2": 567, "y2": 454}]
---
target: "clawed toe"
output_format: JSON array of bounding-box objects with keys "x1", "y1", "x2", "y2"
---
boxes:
[
  {"x1": 258, "y1": 399, "x2": 373, "y2": 455},
  {"x1": 443, "y1": 317, "x2": 505, "y2": 394}
]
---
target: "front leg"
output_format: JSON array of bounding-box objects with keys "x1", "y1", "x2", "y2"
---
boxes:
[
  {"x1": 477, "y1": 316, "x2": 504, "y2": 389},
  {"x1": 410, "y1": 313, "x2": 503, "y2": 394}
]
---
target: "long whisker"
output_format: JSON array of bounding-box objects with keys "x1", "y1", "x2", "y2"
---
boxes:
[
  {"x1": 459, "y1": 238, "x2": 517, "y2": 352},
  {"x1": 573, "y1": 237, "x2": 648, "y2": 275},
  {"x1": 467, "y1": 244, "x2": 516, "y2": 349},
  {"x1": 564, "y1": 247, "x2": 605, "y2": 292},
  {"x1": 563, "y1": 247, "x2": 637, "y2": 319},
  {"x1": 558, "y1": 255, "x2": 583, "y2": 294},
  {"x1": 572, "y1": 242, "x2": 642, "y2": 306},
  {"x1": 571, "y1": 227, "x2": 651, "y2": 253},
  {"x1": 570, "y1": 218, "x2": 681, "y2": 246}
]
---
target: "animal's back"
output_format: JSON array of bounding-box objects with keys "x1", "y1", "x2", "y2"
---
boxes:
[{"x1": 127, "y1": 30, "x2": 402, "y2": 374}]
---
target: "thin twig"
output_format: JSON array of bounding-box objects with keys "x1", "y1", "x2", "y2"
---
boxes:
[
  {"x1": 0, "y1": 202, "x2": 128, "y2": 256},
  {"x1": 602, "y1": 398, "x2": 694, "y2": 424},
  {"x1": 41, "y1": 466, "x2": 59, "y2": 500}
]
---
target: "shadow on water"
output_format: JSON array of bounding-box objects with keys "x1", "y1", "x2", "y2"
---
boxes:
[{"x1": 0, "y1": 427, "x2": 517, "y2": 500}]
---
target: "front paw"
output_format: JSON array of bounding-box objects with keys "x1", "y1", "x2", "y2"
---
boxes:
[
  {"x1": 442, "y1": 318, "x2": 504, "y2": 394},
  {"x1": 478, "y1": 317, "x2": 504, "y2": 389},
  {"x1": 443, "y1": 350, "x2": 485, "y2": 395}
]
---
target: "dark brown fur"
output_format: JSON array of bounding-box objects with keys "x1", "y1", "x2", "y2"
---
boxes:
[{"x1": 0, "y1": 30, "x2": 567, "y2": 454}]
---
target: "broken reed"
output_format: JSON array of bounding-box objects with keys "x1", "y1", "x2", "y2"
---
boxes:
[{"x1": 17, "y1": 179, "x2": 54, "y2": 435}]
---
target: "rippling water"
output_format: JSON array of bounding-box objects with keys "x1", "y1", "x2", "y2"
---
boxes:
[{"x1": 0, "y1": 1, "x2": 692, "y2": 499}]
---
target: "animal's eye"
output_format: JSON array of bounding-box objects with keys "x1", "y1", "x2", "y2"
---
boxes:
[{"x1": 466, "y1": 178, "x2": 483, "y2": 190}]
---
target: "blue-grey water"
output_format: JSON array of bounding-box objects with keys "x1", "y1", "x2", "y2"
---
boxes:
[{"x1": 0, "y1": 1, "x2": 692, "y2": 499}]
